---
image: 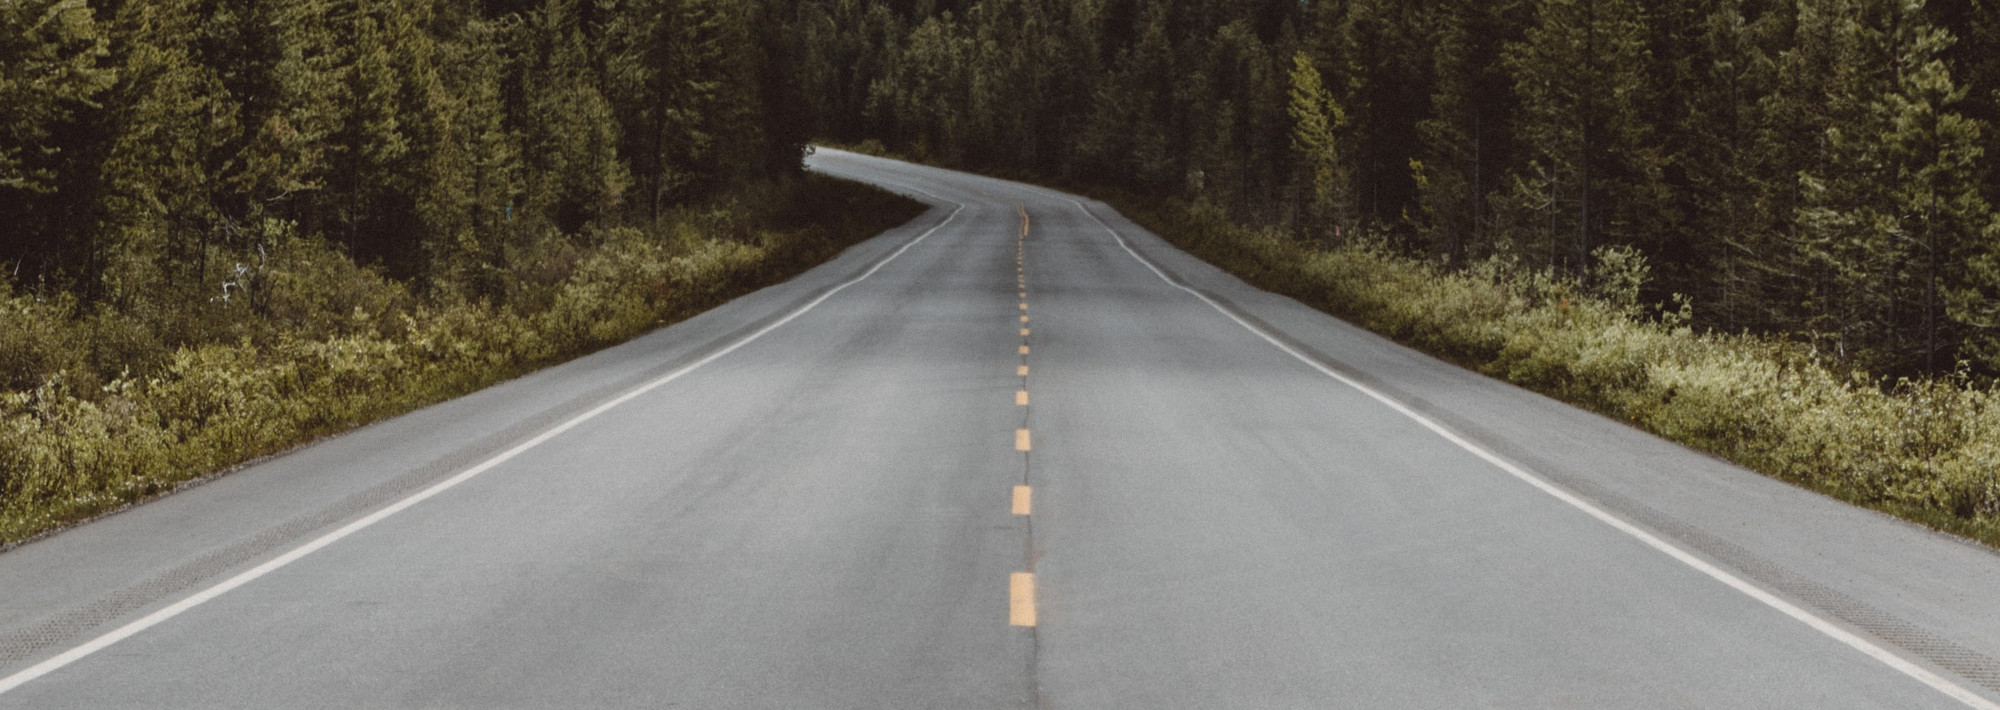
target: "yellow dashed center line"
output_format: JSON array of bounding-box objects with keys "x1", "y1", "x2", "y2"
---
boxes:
[
  {"x1": 1010, "y1": 572, "x2": 1037, "y2": 626},
  {"x1": 1011, "y1": 204, "x2": 1038, "y2": 631}
]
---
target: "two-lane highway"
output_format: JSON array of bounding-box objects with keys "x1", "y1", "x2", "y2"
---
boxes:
[{"x1": 3, "y1": 150, "x2": 2000, "y2": 707}]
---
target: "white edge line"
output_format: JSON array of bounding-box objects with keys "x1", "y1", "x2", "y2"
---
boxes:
[
  {"x1": 0, "y1": 187, "x2": 966, "y2": 696},
  {"x1": 1065, "y1": 195, "x2": 2000, "y2": 710}
]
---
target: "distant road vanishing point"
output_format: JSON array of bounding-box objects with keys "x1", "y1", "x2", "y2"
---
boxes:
[{"x1": 2, "y1": 149, "x2": 2000, "y2": 708}]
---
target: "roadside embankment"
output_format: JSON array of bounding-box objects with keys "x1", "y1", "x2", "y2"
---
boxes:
[
  {"x1": 1116, "y1": 196, "x2": 2000, "y2": 548},
  {"x1": 0, "y1": 175, "x2": 923, "y2": 546}
]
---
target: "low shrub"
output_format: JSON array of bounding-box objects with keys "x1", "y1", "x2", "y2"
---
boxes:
[{"x1": 0, "y1": 175, "x2": 923, "y2": 545}]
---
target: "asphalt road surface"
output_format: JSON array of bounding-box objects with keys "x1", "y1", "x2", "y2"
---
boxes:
[{"x1": 4, "y1": 150, "x2": 2000, "y2": 708}]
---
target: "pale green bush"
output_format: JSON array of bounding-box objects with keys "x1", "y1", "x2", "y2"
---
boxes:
[
  {"x1": 0, "y1": 176, "x2": 923, "y2": 544},
  {"x1": 0, "y1": 288, "x2": 89, "y2": 391}
]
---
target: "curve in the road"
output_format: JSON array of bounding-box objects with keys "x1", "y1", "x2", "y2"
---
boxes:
[{"x1": 2, "y1": 150, "x2": 1998, "y2": 708}]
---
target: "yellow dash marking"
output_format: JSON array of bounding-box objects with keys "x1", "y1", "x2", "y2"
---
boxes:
[
  {"x1": 1018, "y1": 365, "x2": 1029, "y2": 376},
  {"x1": 1020, "y1": 303, "x2": 1028, "y2": 311},
  {"x1": 1016, "y1": 390, "x2": 1029, "y2": 406},
  {"x1": 1021, "y1": 328, "x2": 1031, "y2": 337},
  {"x1": 1021, "y1": 314, "x2": 1030, "y2": 322},
  {"x1": 1010, "y1": 572, "x2": 1037, "y2": 626},
  {"x1": 1012, "y1": 485, "x2": 1032, "y2": 515},
  {"x1": 1015, "y1": 428, "x2": 1031, "y2": 451},
  {"x1": 1020, "y1": 345, "x2": 1030, "y2": 355}
]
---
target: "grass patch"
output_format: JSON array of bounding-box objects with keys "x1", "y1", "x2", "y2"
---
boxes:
[
  {"x1": 0, "y1": 174, "x2": 923, "y2": 546},
  {"x1": 1114, "y1": 195, "x2": 2000, "y2": 548}
]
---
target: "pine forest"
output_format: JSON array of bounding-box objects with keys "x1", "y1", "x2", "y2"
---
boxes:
[{"x1": 9, "y1": 0, "x2": 2000, "y2": 542}]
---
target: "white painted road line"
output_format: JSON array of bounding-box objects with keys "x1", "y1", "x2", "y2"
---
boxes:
[
  {"x1": 1063, "y1": 195, "x2": 2000, "y2": 710},
  {"x1": 0, "y1": 190, "x2": 971, "y2": 698}
]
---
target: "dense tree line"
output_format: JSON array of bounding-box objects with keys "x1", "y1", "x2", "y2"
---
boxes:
[
  {"x1": 1, "y1": 0, "x2": 807, "y2": 344},
  {"x1": 786, "y1": 0, "x2": 2000, "y2": 378},
  {"x1": 13, "y1": 0, "x2": 2000, "y2": 380}
]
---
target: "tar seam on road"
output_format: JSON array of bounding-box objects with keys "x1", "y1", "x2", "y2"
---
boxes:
[
  {"x1": 0, "y1": 180, "x2": 972, "y2": 698},
  {"x1": 1058, "y1": 193, "x2": 2000, "y2": 710}
]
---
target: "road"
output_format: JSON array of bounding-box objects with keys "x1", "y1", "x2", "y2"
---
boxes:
[{"x1": 3, "y1": 149, "x2": 2000, "y2": 708}]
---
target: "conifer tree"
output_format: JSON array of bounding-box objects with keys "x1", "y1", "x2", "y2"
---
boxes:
[
  {"x1": 96, "y1": 0, "x2": 245, "y2": 308},
  {"x1": 1789, "y1": 0, "x2": 1992, "y2": 373},
  {"x1": 605, "y1": 0, "x2": 760, "y2": 219},
  {"x1": 0, "y1": 0, "x2": 114, "y2": 283},
  {"x1": 1287, "y1": 50, "x2": 1350, "y2": 240},
  {"x1": 424, "y1": 14, "x2": 522, "y2": 294},
  {"x1": 0, "y1": 0, "x2": 112, "y2": 195},
  {"x1": 517, "y1": 0, "x2": 630, "y2": 234},
  {"x1": 872, "y1": 12, "x2": 972, "y2": 163},
  {"x1": 1501, "y1": 0, "x2": 1655, "y2": 274},
  {"x1": 1409, "y1": 0, "x2": 1526, "y2": 262}
]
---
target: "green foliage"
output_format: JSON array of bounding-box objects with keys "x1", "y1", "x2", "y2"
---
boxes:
[
  {"x1": 0, "y1": 0, "x2": 883, "y2": 542},
  {"x1": 0, "y1": 285, "x2": 90, "y2": 392},
  {"x1": 1499, "y1": 0, "x2": 1661, "y2": 274},
  {"x1": 795, "y1": 0, "x2": 2000, "y2": 379},
  {"x1": 19, "y1": 0, "x2": 2000, "y2": 545},
  {"x1": 0, "y1": 174, "x2": 921, "y2": 544},
  {"x1": 1287, "y1": 51, "x2": 1350, "y2": 237},
  {"x1": 0, "y1": 0, "x2": 113, "y2": 193}
]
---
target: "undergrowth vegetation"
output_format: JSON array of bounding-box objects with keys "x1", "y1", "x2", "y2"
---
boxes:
[
  {"x1": 1126, "y1": 197, "x2": 2000, "y2": 548},
  {"x1": 0, "y1": 175, "x2": 922, "y2": 545}
]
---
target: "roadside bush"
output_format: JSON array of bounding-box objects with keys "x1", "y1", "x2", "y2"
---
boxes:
[
  {"x1": 0, "y1": 288, "x2": 89, "y2": 392},
  {"x1": 259, "y1": 225, "x2": 412, "y2": 340},
  {"x1": 0, "y1": 177, "x2": 923, "y2": 545}
]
